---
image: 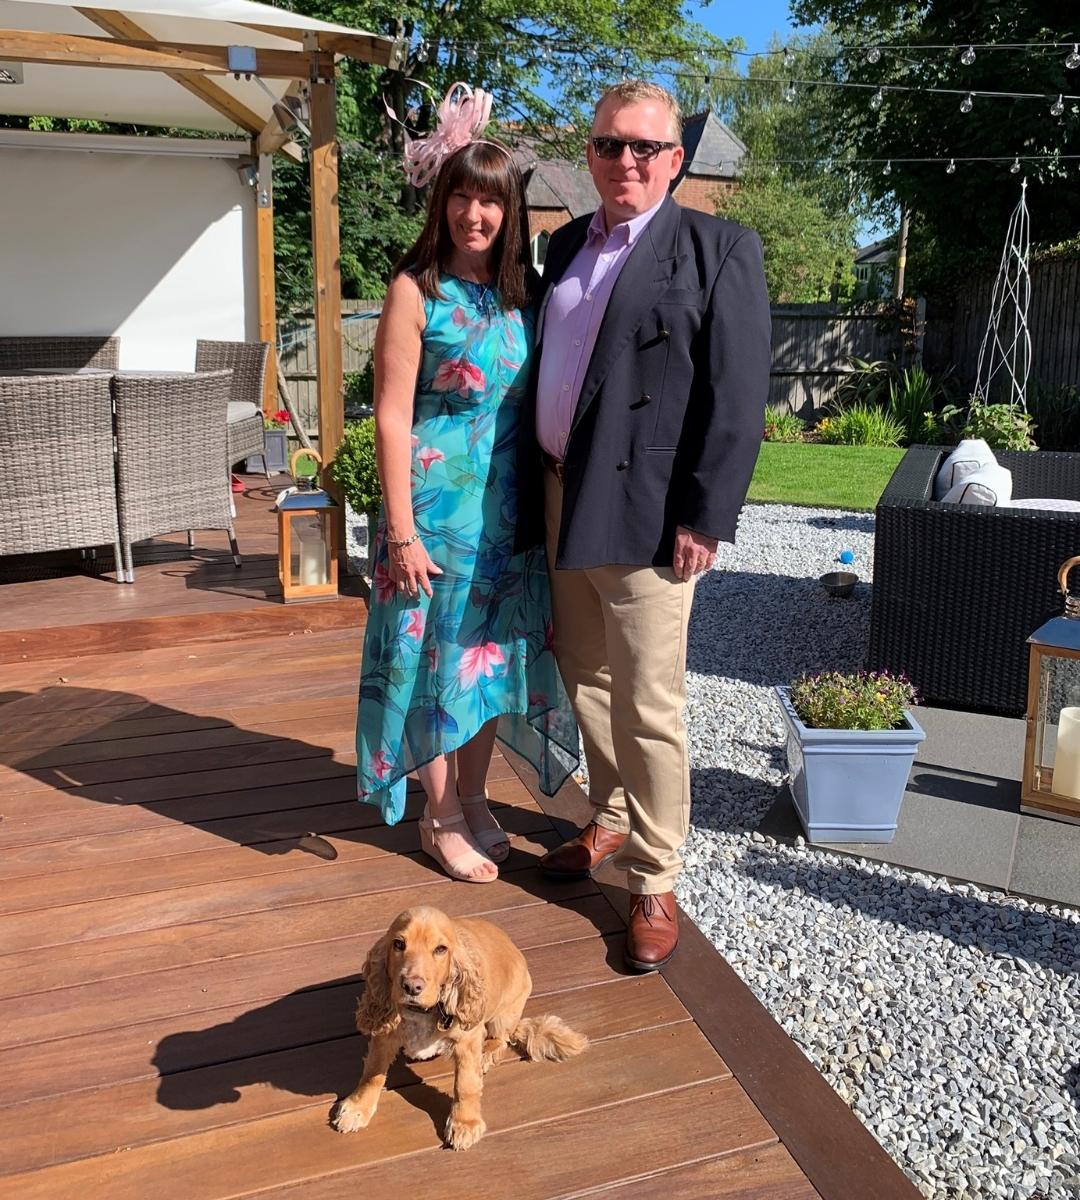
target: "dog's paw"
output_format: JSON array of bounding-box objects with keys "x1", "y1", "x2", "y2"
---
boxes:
[
  {"x1": 444, "y1": 1111, "x2": 486, "y2": 1151},
  {"x1": 331, "y1": 1097, "x2": 374, "y2": 1133}
]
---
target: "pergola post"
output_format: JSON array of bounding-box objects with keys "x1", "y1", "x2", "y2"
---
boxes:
[
  {"x1": 255, "y1": 151, "x2": 277, "y2": 415},
  {"x1": 307, "y1": 62, "x2": 343, "y2": 466}
]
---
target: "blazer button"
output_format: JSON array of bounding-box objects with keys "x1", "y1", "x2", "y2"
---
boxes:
[
  {"x1": 616, "y1": 459, "x2": 630, "y2": 471},
  {"x1": 629, "y1": 393, "x2": 652, "y2": 410}
]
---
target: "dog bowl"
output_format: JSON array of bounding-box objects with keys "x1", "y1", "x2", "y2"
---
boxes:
[{"x1": 819, "y1": 570, "x2": 859, "y2": 598}]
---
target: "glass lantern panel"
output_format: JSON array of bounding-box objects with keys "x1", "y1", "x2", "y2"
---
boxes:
[
  {"x1": 289, "y1": 514, "x2": 330, "y2": 588},
  {"x1": 1035, "y1": 653, "x2": 1080, "y2": 800}
]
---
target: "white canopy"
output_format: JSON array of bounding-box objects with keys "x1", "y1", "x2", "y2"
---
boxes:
[{"x1": 0, "y1": 0, "x2": 401, "y2": 133}]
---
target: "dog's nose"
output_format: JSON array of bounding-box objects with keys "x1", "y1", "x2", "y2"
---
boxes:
[{"x1": 401, "y1": 976, "x2": 425, "y2": 997}]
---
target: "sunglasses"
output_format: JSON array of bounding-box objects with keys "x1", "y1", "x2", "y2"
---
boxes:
[{"x1": 590, "y1": 136, "x2": 677, "y2": 162}]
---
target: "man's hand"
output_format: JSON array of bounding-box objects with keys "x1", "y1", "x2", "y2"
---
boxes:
[{"x1": 673, "y1": 526, "x2": 718, "y2": 581}]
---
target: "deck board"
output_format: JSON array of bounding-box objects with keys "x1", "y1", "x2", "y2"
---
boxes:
[{"x1": 0, "y1": 494, "x2": 916, "y2": 1199}]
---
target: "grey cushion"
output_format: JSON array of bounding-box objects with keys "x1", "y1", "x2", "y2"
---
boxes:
[{"x1": 227, "y1": 400, "x2": 260, "y2": 424}]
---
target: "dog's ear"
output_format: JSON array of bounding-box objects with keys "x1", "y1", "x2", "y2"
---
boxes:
[
  {"x1": 356, "y1": 933, "x2": 400, "y2": 1036},
  {"x1": 441, "y1": 926, "x2": 485, "y2": 1030}
]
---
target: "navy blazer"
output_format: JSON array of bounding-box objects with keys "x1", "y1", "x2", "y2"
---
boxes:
[{"x1": 518, "y1": 194, "x2": 771, "y2": 569}]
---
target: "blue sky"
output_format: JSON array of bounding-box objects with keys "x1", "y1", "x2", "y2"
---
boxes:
[{"x1": 689, "y1": 0, "x2": 806, "y2": 60}]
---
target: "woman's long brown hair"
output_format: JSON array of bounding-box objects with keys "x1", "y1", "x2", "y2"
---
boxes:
[{"x1": 394, "y1": 142, "x2": 536, "y2": 311}]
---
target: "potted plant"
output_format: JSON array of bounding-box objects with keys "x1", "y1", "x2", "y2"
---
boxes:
[
  {"x1": 774, "y1": 670, "x2": 925, "y2": 843},
  {"x1": 262, "y1": 409, "x2": 291, "y2": 474},
  {"x1": 329, "y1": 416, "x2": 381, "y2": 577}
]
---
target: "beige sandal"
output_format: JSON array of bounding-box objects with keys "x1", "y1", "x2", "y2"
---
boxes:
[
  {"x1": 459, "y1": 791, "x2": 510, "y2": 864},
  {"x1": 418, "y1": 811, "x2": 497, "y2": 883}
]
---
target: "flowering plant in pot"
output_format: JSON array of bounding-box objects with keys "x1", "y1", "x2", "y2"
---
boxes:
[
  {"x1": 774, "y1": 670, "x2": 925, "y2": 844},
  {"x1": 259, "y1": 410, "x2": 291, "y2": 473}
]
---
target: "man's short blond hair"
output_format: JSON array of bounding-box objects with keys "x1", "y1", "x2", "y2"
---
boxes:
[{"x1": 592, "y1": 81, "x2": 683, "y2": 142}]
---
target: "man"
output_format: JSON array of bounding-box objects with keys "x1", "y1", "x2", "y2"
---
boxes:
[{"x1": 525, "y1": 80, "x2": 771, "y2": 971}]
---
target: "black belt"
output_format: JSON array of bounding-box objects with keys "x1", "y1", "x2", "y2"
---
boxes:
[{"x1": 542, "y1": 452, "x2": 565, "y2": 482}]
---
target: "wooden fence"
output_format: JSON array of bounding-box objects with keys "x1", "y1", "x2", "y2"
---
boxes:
[{"x1": 923, "y1": 256, "x2": 1080, "y2": 399}]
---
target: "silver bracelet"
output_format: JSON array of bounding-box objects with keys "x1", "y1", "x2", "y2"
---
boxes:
[{"x1": 387, "y1": 532, "x2": 420, "y2": 549}]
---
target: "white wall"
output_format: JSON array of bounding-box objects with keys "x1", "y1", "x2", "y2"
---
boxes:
[{"x1": 0, "y1": 136, "x2": 256, "y2": 369}]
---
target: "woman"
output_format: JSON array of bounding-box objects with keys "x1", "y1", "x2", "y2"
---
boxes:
[{"x1": 356, "y1": 95, "x2": 577, "y2": 883}]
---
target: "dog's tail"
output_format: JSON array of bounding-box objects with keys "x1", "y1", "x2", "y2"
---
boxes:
[{"x1": 511, "y1": 1014, "x2": 589, "y2": 1062}]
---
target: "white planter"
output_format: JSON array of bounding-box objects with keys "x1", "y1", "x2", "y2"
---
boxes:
[{"x1": 774, "y1": 686, "x2": 926, "y2": 843}]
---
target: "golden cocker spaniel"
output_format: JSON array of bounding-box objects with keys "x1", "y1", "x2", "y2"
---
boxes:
[{"x1": 332, "y1": 905, "x2": 588, "y2": 1150}]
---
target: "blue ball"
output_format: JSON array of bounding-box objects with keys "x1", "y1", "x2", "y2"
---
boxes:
[{"x1": 838, "y1": 549, "x2": 855, "y2": 565}]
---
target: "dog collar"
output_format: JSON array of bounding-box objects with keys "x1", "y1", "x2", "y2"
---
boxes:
[{"x1": 405, "y1": 1000, "x2": 454, "y2": 1030}]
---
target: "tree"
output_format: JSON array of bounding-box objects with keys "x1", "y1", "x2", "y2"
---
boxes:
[
  {"x1": 716, "y1": 170, "x2": 856, "y2": 302},
  {"x1": 790, "y1": 0, "x2": 1080, "y2": 297}
]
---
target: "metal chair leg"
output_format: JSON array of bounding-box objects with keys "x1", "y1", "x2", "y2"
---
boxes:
[
  {"x1": 188, "y1": 530, "x2": 195, "y2": 552},
  {"x1": 228, "y1": 525, "x2": 241, "y2": 568}
]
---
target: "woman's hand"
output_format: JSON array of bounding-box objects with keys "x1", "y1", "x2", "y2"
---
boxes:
[{"x1": 388, "y1": 537, "x2": 443, "y2": 598}]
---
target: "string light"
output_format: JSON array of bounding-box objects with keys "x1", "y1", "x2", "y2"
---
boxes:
[
  {"x1": 946, "y1": 158, "x2": 956, "y2": 173},
  {"x1": 1051, "y1": 94, "x2": 1065, "y2": 116},
  {"x1": 783, "y1": 45, "x2": 795, "y2": 69},
  {"x1": 1067, "y1": 44, "x2": 1080, "y2": 70},
  {"x1": 960, "y1": 92, "x2": 974, "y2": 113},
  {"x1": 415, "y1": 39, "x2": 429, "y2": 63},
  {"x1": 782, "y1": 81, "x2": 797, "y2": 103},
  {"x1": 870, "y1": 87, "x2": 885, "y2": 110},
  {"x1": 882, "y1": 158, "x2": 892, "y2": 175},
  {"x1": 1011, "y1": 156, "x2": 1021, "y2": 173},
  {"x1": 866, "y1": 46, "x2": 882, "y2": 64},
  {"x1": 960, "y1": 45, "x2": 976, "y2": 65}
]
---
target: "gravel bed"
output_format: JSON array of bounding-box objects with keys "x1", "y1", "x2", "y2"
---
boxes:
[{"x1": 598, "y1": 504, "x2": 1080, "y2": 1200}]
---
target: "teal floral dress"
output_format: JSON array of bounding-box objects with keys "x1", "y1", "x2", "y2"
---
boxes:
[{"x1": 356, "y1": 275, "x2": 578, "y2": 824}]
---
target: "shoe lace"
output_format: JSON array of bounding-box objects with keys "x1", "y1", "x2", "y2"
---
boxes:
[{"x1": 631, "y1": 894, "x2": 665, "y2": 925}]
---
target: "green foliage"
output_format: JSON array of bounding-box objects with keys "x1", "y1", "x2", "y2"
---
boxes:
[
  {"x1": 1028, "y1": 382, "x2": 1080, "y2": 451},
  {"x1": 749, "y1": 443, "x2": 905, "y2": 510},
  {"x1": 764, "y1": 406, "x2": 807, "y2": 442},
  {"x1": 790, "y1": 0, "x2": 1080, "y2": 298},
  {"x1": 937, "y1": 401, "x2": 1039, "y2": 450},
  {"x1": 816, "y1": 403, "x2": 904, "y2": 446},
  {"x1": 344, "y1": 359, "x2": 376, "y2": 415},
  {"x1": 330, "y1": 417, "x2": 381, "y2": 517},
  {"x1": 716, "y1": 170, "x2": 856, "y2": 302},
  {"x1": 789, "y1": 670, "x2": 918, "y2": 732},
  {"x1": 834, "y1": 357, "x2": 957, "y2": 444}
]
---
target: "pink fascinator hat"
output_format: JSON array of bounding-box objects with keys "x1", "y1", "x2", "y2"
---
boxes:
[{"x1": 399, "y1": 82, "x2": 495, "y2": 189}]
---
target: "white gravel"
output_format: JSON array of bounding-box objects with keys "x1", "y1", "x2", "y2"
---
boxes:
[{"x1": 669, "y1": 504, "x2": 1080, "y2": 1200}]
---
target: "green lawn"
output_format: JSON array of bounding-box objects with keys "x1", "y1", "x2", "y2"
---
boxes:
[{"x1": 747, "y1": 443, "x2": 906, "y2": 511}]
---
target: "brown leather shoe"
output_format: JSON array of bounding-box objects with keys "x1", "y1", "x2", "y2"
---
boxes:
[
  {"x1": 539, "y1": 821, "x2": 627, "y2": 881},
  {"x1": 624, "y1": 892, "x2": 679, "y2": 971}
]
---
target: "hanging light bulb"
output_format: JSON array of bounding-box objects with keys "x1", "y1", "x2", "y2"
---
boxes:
[
  {"x1": 415, "y1": 39, "x2": 429, "y2": 63},
  {"x1": 1010, "y1": 157, "x2": 1021, "y2": 174},
  {"x1": 616, "y1": 47, "x2": 630, "y2": 70},
  {"x1": 464, "y1": 45, "x2": 478, "y2": 67},
  {"x1": 946, "y1": 158, "x2": 956, "y2": 174},
  {"x1": 960, "y1": 45, "x2": 976, "y2": 66},
  {"x1": 960, "y1": 92, "x2": 974, "y2": 113},
  {"x1": 870, "y1": 87, "x2": 885, "y2": 111},
  {"x1": 783, "y1": 45, "x2": 795, "y2": 69},
  {"x1": 782, "y1": 81, "x2": 797, "y2": 104},
  {"x1": 882, "y1": 159, "x2": 892, "y2": 176},
  {"x1": 866, "y1": 46, "x2": 882, "y2": 64},
  {"x1": 1066, "y1": 44, "x2": 1080, "y2": 70},
  {"x1": 1051, "y1": 94, "x2": 1065, "y2": 117}
]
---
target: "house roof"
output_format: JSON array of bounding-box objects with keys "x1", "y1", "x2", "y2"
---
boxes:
[
  {"x1": 0, "y1": 0, "x2": 399, "y2": 133},
  {"x1": 854, "y1": 238, "x2": 895, "y2": 266},
  {"x1": 676, "y1": 111, "x2": 747, "y2": 183}
]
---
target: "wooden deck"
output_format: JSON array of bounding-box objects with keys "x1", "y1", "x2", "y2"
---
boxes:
[{"x1": 0, "y1": 489, "x2": 919, "y2": 1199}]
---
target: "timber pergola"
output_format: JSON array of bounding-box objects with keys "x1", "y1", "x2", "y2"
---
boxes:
[{"x1": 0, "y1": 0, "x2": 406, "y2": 459}]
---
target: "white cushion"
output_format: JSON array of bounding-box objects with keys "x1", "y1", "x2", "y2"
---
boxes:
[
  {"x1": 1004, "y1": 497, "x2": 1080, "y2": 513},
  {"x1": 933, "y1": 439, "x2": 997, "y2": 499},
  {"x1": 227, "y1": 400, "x2": 260, "y2": 423},
  {"x1": 940, "y1": 464, "x2": 1012, "y2": 506}
]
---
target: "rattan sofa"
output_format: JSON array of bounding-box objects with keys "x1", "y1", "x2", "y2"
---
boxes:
[
  {"x1": 0, "y1": 336, "x2": 120, "y2": 371},
  {"x1": 0, "y1": 374, "x2": 123, "y2": 576},
  {"x1": 869, "y1": 444, "x2": 1080, "y2": 716},
  {"x1": 195, "y1": 339, "x2": 271, "y2": 476}
]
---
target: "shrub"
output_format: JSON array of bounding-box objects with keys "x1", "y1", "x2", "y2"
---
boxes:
[
  {"x1": 764, "y1": 406, "x2": 806, "y2": 442},
  {"x1": 815, "y1": 403, "x2": 904, "y2": 447},
  {"x1": 789, "y1": 669, "x2": 918, "y2": 731},
  {"x1": 344, "y1": 360, "x2": 375, "y2": 416},
  {"x1": 1028, "y1": 382, "x2": 1080, "y2": 452},
  {"x1": 938, "y1": 401, "x2": 1038, "y2": 451},
  {"x1": 330, "y1": 417, "x2": 381, "y2": 517},
  {"x1": 834, "y1": 357, "x2": 956, "y2": 445}
]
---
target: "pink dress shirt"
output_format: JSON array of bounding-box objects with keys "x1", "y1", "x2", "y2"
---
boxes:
[{"x1": 536, "y1": 198, "x2": 665, "y2": 460}]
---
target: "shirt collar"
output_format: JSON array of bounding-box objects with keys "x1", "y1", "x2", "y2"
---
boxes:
[{"x1": 587, "y1": 195, "x2": 666, "y2": 248}]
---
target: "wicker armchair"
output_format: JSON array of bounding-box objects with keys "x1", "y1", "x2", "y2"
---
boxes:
[
  {"x1": 194, "y1": 340, "x2": 271, "y2": 476},
  {"x1": 112, "y1": 370, "x2": 239, "y2": 583},
  {"x1": 869, "y1": 444, "x2": 1080, "y2": 716},
  {"x1": 0, "y1": 374, "x2": 122, "y2": 576},
  {"x1": 0, "y1": 336, "x2": 119, "y2": 371}
]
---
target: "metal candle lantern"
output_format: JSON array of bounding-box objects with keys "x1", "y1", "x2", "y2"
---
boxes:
[
  {"x1": 1021, "y1": 555, "x2": 1080, "y2": 823},
  {"x1": 276, "y1": 449, "x2": 339, "y2": 603}
]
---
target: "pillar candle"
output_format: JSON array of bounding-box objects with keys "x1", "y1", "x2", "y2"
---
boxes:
[{"x1": 1053, "y1": 706, "x2": 1080, "y2": 800}]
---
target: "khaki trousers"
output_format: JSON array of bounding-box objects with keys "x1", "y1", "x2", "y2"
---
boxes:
[{"x1": 544, "y1": 467, "x2": 695, "y2": 894}]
